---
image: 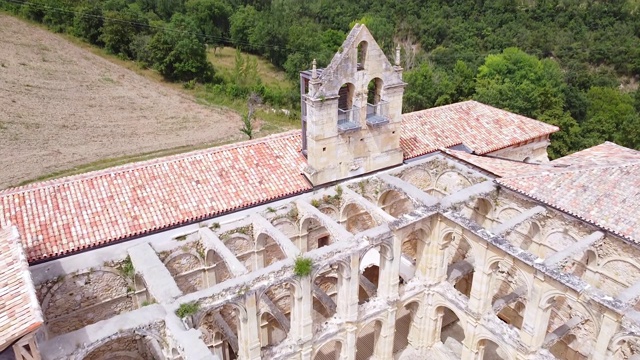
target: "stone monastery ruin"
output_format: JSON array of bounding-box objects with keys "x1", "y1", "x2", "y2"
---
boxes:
[{"x1": 2, "y1": 24, "x2": 640, "y2": 360}]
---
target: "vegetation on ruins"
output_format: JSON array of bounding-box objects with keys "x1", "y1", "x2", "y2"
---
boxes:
[
  {"x1": 294, "y1": 257, "x2": 313, "y2": 277},
  {"x1": 119, "y1": 256, "x2": 135, "y2": 279},
  {"x1": 2, "y1": 0, "x2": 639, "y2": 156},
  {"x1": 176, "y1": 301, "x2": 200, "y2": 318}
]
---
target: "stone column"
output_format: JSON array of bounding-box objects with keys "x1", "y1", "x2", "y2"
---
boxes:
[
  {"x1": 342, "y1": 323, "x2": 358, "y2": 360},
  {"x1": 292, "y1": 275, "x2": 314, "y2": 359},
  {"x1": 592, "y1": 311, "x2": 620, "y2": 360},
  {"x1": 377, "y1": 236, "x2": 400, "y2": 300},
  {"x1": 337, "y1": 254, "x2": 360, "y2": 322},
  {"x1": 423, "y1": 294, "x2": 443, "y2": 347},
  {"x1": 519, "y1": 277, "x2": 554, "y2": 352},
  {"x1": 238, "y1": 293, "x2": 262, "y2": 360},
  {"x1": 374, "y1": 306, "x2": 398, "y2": 359},
  {"x1": 466, "y1": 265, "x2": 492, "y2": 315}
]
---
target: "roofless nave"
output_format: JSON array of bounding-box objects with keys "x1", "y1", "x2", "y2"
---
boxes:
[{"x1": 1, "y1": 24, "x2": 640, "y2": 360}]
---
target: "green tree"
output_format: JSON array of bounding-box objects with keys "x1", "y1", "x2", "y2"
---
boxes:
[
  {"x1": 229, "y1": 5, "x2": 259, "y2": 51},
  {"x1": 402, "y1": 63, "x2": 438, "y2": 112},
  {"x1": 147, "y1": 14, "x2": 215, "y2": 82},
  {"x1": 185, "y1": 0, "x2": 232, "y2": 49},
  {"x1": 100, "y1": 6, "x2": 149, "y2": 58},
  {"x1": 581, "y1": 87, "x2": 640, "y2": 149},
  {"x1": 73, "y1": 4, "x2": 104, "y2": 45}
]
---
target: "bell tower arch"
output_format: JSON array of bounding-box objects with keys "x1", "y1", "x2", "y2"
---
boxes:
[{"x1": 300, "y1": 24, "x2": 406, "y2": 186}]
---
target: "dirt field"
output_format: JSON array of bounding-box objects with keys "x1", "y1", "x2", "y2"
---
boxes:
[{"x1": 0, "y1": 14, "x2": 243, "y2": 189}]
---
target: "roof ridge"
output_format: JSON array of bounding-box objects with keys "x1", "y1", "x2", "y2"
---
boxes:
[
  {"x1": 497, "y1": 160, "x2": 640, "y2": 181},
  {"x1": 0, "y1": 130, "x2": 301, "y2": 196}
]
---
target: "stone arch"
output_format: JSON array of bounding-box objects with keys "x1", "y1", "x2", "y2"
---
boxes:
[
  {"x1": 164, "y1": 250, "x2": 205, "y2": 294},
  {"x1": 259, "y1": 311, "x2": 287, "y2": 349},
  {"x1": 356, "y1": 41, "x2": 368, "y2": 70},
  {"x1": 378, "y1": 189, "x2": 414, "y2": 218},
  {"x1": 341, "y1": 202, "x2": 378, "y2": 234},
  {"x1": 255, "y1": 232, "x2": 287, "y2": 267},
  {"x1": 338, "y1": 82, "x2": 355, "y2": 110},
  {"x1": 543, "y1": 293, "x2": 600, "y2": 359},
  {"x1": 442, "y1": 231, "x2": 477, "y2": 298},
  {"x1": 435, "y1": 305, "x2": 466, "y2": 358},
  {"x1": 599, "y1": 258, "x2": 640, "y2": 296},
  {"x1": 205, "y1": 249, "x2": 231, "y2": 286},
  {"x1": 399, "y1": 229, "x2": 428, "y2": 282},
  {"x1": 541, "y1": 230, "x2": 578, "y2": 258},
  {"x1": 609, "y1": 334, "x2": 640, "y2": 359},
  {"x1": 496, "y1": 207, "x2": 522, "y2": 223},
  {"x1": 434, "y1": 170, "x2": 472, "y2": 195},
  {"x1": 271, "y1": 217, "x2": 298, "y2": 239},
  {"x1": 222, "y1": 233, "x2": 256, "y2": 271},
  {"x1": 359, "y1": 247, "x2": 381, "y2": 303},
  {"x1": 366, "y1": 76, "x2": 383, "y2": 105},
  {"x1": 485, "y1": 258, "x2": 530, "y2": 328},
  {"x1": 300, "y1": 215, "x2": 335, "y2": 251},
  {"x1": 313, "y1": 338, "x2": 343, "y2": 360},
  {"x1": 356, "y1": 318, "x2": 383, "y2": 360},
  {"x1": 43, "y1": 268, "x2": 134, "y2": 336},
  {"x1": 400, "y1": 168, "x2": 433, "y2": 192},
  {"x1": 475, "y1": 337, "x2": 512, "y2": 360},
  {"x1": 78, "y1": 329, "x2": 166, "y2": 360},
  {"x1": 393, "y1": 300, "x2": 421, "y2": 354}
]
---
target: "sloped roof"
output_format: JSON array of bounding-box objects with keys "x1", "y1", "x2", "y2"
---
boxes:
[
  {"x1": 497, "y1": 155, "x2": 640, "y2": 242},
  {"x1": 0, "y1": 224, "x2": 42, "y2": 350},
  {"x1": 550, "y1": 141, "x2": 640, "y2": 167},
  {"x1": 0, "y1": 131, "x2": 310, "y2": 262},
  {"x1": 401, "y1": 101, "x2": 559, "y2": 159},
  {"x1": 443, "y1": 149, "x2": 547, "y2": 177}
]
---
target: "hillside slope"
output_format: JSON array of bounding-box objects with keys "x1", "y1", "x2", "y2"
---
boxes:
[{"x1": 0, "y1": 14, "x2": 242, "y2": 189}]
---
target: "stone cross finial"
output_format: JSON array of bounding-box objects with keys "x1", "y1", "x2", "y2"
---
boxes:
[
  {"x1": 312, "y1": 59, "x2": 317, "y2": 80},
  {"x1": 395, "y1": 45, "x2": 401, "y2": 66}
]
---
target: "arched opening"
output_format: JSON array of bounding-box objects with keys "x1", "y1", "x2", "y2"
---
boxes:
[
  {"x1": 393, "y1": 302, "x2": 419, "y2": 355},
  {"x1": 165, "y1": 251, "x2": 204, "y2": 294},
  {"x1": 356, "y1": 320, "x2": 382, "y2": 360},
  {"x1": 359, "y1": 247, "x2": 381, "y2": 304},
  {"x1": 342, "y1": 203, "x2": 378, "y2": 234},
  {"x1": 356, "y1": 41, "x2": 368, "y2": 70},
  {"x1": 259, "y1": 312, "x2": 287, "y2": 349},
  {"x1": 439, "y1": 307, "x2": 465, "y2": 357},
  {"x1": 471, "y1": 198, "x2": 492, "y2": 227},
  {"x1": 257, "y1": 233, "x2": 287, "y2": 268},
  {"x1": 301, "y1": 217, "x2": 334, "y2": 252},
  {"x1": 314, "y1": 340, "x2": 342, "y2": 360},
  {"x1": 83, "y1": 333, "x2": 165, "y2": 360},
  {"x1": 481, "y1": 339, "x2": 509, "y2": 360},
  {"x1": 611, "y1": 337, "x2": 640, "y2": 359},
  {"x1": 367, "y1": 77, "x2": 383, "y2": 105},
  {"x1": 337, "y1": 83, "x2": 358, "y2": 131},
  {"x1": 445, "y1": 234, "x2": 475, "y2": 298},
  {"x1": 378, "y1": 189, "x2": 414, "y2": 218},
  {"x1": 489, "y1": 261, "x2": 528, "y2": 329},
  {"x1": 198, "y1": 304, "x2": 240, "y2": 359},
  {"x1": 399, "y1": 230, "x2": 426, "y2": 282},
  {"x1": 545, "y1": 295, "x2": 595, "y2": 360},
  {"x1": 206, "y1": 249, "x2": 231, "y2": 287}
]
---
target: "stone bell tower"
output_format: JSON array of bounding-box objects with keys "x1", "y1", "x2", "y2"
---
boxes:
[{"x1": 300, "y1": 24, "x2": 406, "y2": 186}]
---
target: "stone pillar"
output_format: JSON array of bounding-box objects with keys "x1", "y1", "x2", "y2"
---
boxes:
[
  {"x1": 519, "y1": 277, "x2": 553, "y2": 352},
  {"x1": 374, "y1": 306, "x2": 398, "y2": 359},
  {"x1": 467, "y1": 265, "x2": 492, "y2": 315},
  {"x1": 342, "y1": 324, "x2": 358, "y2": 360},
  {"x1": 423, "y1": 295, "x2": 443, "y2": 347},
  {"x1": 377, "y1": 237, "x2": 400, "y2": 300},
  {"x1": 238, "y1": 293, "x2": 262, "y2": 360},
  {"x1": 337, "y1": 254, "x2": 360, "y2": 322},
  {"x1": 292, "y1": 275, "x2": 314, "y2": 358},
  {"x1": 592, "y1": 311, "x2": 620, "y2": 360}
]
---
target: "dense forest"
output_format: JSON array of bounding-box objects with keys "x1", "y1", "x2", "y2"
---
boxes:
[{"x1": 2, "y1": 0, "x2": 639, "y2": 158}]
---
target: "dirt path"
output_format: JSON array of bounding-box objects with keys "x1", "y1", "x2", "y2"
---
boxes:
[{"x1": 0, "y1": 14, "x2": 243, "y2": 189}]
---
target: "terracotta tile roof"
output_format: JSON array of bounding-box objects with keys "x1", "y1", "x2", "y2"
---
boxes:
[
  {"x1": 0, "y1": 224, "x2": 42, "y2": 351},
  {"x1": 443, "y1": 149, "x2": 546, "y2": 177},
  {"x1": 401, "y1": 101, "x2": 559, "y2": 159},
  {"x1": 550, "y1": 141, "x2": 640, "y2": 167},
  {"x1": 0, "y1": 131, "x2": 310, "y2": 262},
  {"x1": 497, "y1": 151, "x2": 640, "y2": 242}
]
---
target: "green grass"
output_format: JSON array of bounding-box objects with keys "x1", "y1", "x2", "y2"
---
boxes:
[
  {"x1": 176, "y1": 302, "x2": 200, "y2": 318},
  {"x1": 294, "y1": 257, "x2": 313, "y2": 277},
  {"x1": 208, "y1": 47, "x2": 291, "y2": 89}
]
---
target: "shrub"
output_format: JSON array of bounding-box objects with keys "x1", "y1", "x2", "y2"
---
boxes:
[
  {"x1": 176, "y1": 302, "x2": 199, "y2": 318},
  {"x1": 120, "y1": 256, "x2": 135, "y2": 278},
  {"x1": 311, "y1": 199, "x2": 321, "y2": 208},
  {"x1": 294, "y1": 257, "x2": 313, "y2": 277}
]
